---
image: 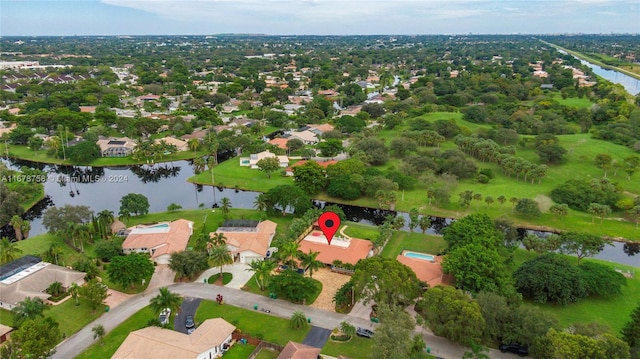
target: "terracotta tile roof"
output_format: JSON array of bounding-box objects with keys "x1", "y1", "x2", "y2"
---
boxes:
[
  {"x1": 122, "y1": 219, "x2": 194, "y2": 259},
  {"x1": 112, "y1": 318, "x2": 235, "y2": 359},
  {"x1": 396, "y1": 254, "x2": 452, "y2": 287},
  {"x1": 298, "y1": 234, "x2": 372, "y2": 265},
  {"x1": 285, "y1": 159, "x2": 338, "y2": 174},
  {"x1": 268, "y1": 138, "x2": 289, "y2": 150},
  {"x1": 277, "y1": 341, "x2": 321, "y2": 359},
  {"x1": 307, "y1": 123, "x2": 335, "y2": 133},
  {"x1": 212, "y1": 220, "x2": 277, "y2": 257}
]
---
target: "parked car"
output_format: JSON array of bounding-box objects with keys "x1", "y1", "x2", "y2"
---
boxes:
[
  {"x1": 499, "y1": 343, "x2": 528, "y2": 357},
  {"x1": 356, "y1": 327, "x2": 374, "y2": 338},
  {"x1": 158, "y1": 308, "x2": 171, "y2": 325},
  {"x1": 185, "y1": 314, "x2": 195, "y2": 333}
]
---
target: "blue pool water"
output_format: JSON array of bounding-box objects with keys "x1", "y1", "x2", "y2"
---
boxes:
[
  {"x1": 404, "y1": 251, "x2": 435, "y2": 262},
  {"x1": 150, "y1": 223, "x2": 169, "y2": 228}
]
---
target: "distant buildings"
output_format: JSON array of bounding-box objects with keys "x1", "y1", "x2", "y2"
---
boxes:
[
  {"x1": 96, "y1": 137, "x2": 136, "y2": 157},
  {"x1": 239, "y1": 150, "x2": 289, "y2": 169}
]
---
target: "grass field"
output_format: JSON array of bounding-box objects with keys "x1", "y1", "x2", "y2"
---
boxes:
[
  {"x1": 225, "y1": 344, "x2": 258, "y2": 358},
  {"x1": 380, "y1": 231, "x2": 447, "y2": 258},
  {"x1": 552, "y1": 94, "x2": 594, "y2": 109},
  {"x1": 195, "y1": 300, "x2": 310, "y2": 345},
  {"x1": 254, "y1": 348, "x2": 279, "y2": 359}
]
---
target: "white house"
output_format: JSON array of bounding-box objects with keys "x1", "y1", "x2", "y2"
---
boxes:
[
  {"x1": 287, "y1": 130, "x2": 318, "y2": 145},
  {"x1": 239, "y1": 150, "x2": 289, "y2": 169},
  {"x1": 112, "y1": 318, "x2": 235, "y2": 359}
]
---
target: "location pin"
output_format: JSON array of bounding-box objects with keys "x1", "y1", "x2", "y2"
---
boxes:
[{"x1": 318, "y1": 211, "x2": 340, "y2": 245}]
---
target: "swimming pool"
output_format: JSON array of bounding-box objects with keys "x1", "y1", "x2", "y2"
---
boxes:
[
  {"x1": 403, "y1": 251, "x2": 435, "y2": 262},
  {"x1": 149, "y1": 223, "x2": 169, "y2": 228}
]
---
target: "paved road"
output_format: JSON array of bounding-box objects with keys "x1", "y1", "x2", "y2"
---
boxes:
[{"x1": 53, "y1": 283, "x2": 518, "y2": 359}]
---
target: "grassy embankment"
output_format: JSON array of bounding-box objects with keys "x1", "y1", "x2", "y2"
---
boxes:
[{"x1": 190, "y1": 112, "x2": 640, "y2": 241}]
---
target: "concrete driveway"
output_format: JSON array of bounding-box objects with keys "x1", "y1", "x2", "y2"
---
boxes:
[
  {"x1": 195, "y1": 262, "x2": 252, "y2": 289},
  {"x1": 145, "y1": 264, "x2": 176, "y2": 293}
]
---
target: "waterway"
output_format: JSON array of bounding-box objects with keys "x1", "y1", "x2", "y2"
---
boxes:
[
  {"x1": 558, "y1": 49, "x2": 640, "y2": 95},
  {"x1": 1, "y1": 157, "x2": 637, "y2": 267}
]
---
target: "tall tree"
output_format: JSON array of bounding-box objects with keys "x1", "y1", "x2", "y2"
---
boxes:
[
  {"x1": 220, "y1": 197, "x2": 232, "y2": 219},
  {"x1": 246, "y1": 259, "x2": 278, "y2": 291},
  {"x1": 0, "y1": 317, "x2": 61, "y2": 359},
  {"x1": 107, "y1": 253, "x2": 154, "y2": 289},
  {"x1": 292, "y1": 161, "x2": 327, "y2": 195},
  {"x1": 351, "y1": 256, "x2": 422, "y2": 308},
  {"x1": 622, "y1": 302, "x2": 640, "y2": 357},
  {"x1": 80, "y1": 279, "x2": 109, "y2": 312},
  {"x1": 209, "y1": 244, "x2": 233, "y2": 281},
  {"x1": 169, "y1": 251, "x2": 209, "y2": 280},
  {"x1": 119, "y1": 193, "x2": 150, "y2": 216},
  {"x1": 10, "y1": 215, "x2": 24, "y2": 241},
  {"x1": 371, "y1": 304, "x2": 421, "y2": 359},
  {"x1": 256, "y1": 157, "x2": 281, "y2": 179},
  {"x1": 92, "y1": 324, "x2": 106, "y2": 346},
  {"x1": 559, "y1": 232, "x2": 611, "y2": 263},
  {"x1": 0, "y1": 236, "x2": 22, "y2": 265},
  {"x1": 11, "y1": 297, "x2": 47, "y2": 328},
  {"x1": 298, "y1": 250, "x2": 323, "y2": 278},
  {"x1": 149, "y1": 287, "x2": 183, "y2": 316}
]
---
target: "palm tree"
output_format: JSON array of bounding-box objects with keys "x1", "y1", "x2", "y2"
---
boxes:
[
  {"x1": 207, "y1": 232, "x2": 227, "y2": 254},
  {"x1": 245, "y1": 259, "x2": 278, "y2": 291},
  {"x1": 209, "y1": 244, "x2": 233, "y2": 283},
  {"x1": 298, "y1": 250, "x2": 323, "y2": 278},
  {"x1": 253, "y1": 193, "x2": 268, "y2": 212},
  {"x1": 69, "y1": 283, "x2": 81, "y2": 306},
  {"x1": 97, "y1": 210, "x2": 115, "y2": 235},
  {"x1": 220, "y1": 197, "x2": 232, "y2": 219},
  {"x1": 0, "y1": 237, "x2": 22, "y2": 264},
  {"x1": 280, "y1": 241, "x2": 300, "y2": 268},
  {"x1": 192, "y1": 156, "x2": 206, "y2": 173},
  {"x1": 290, "y1": 311, "x2": 308, "y2": 329},
  {"x1": 10, "y1": 215, "x2": 24, "y2": 241},
  {"x1": 11, "y1": 297, "x2": 46, "y2": 327},
  {"x1": 92, "y1": 324, "x2": 106, "y2": 346},
  {"x1": 20, "y1": 220, "x2": 31, "y2": 240},
  {"x1": 188, "y1": 138, "x2": 200, "y2": 153},
  {"x1": 149, "y1": 287, "x2": 183, "y2": 316}
]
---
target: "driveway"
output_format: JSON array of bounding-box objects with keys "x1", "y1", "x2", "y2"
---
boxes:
[
  {"x1": 174, "y1": 297, "x2": 202, "y2": 334},
  {"x1": 195, "y1": 262, "x2": 252, "y2": 289},
  {"x1": 145, "y1": 264, "x2": 176, "y2": 293},
  {"x1": 302, "y1": 326, "x2": 331, "y2": 348}
]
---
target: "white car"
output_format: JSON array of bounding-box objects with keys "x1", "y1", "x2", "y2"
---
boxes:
[{"x1": 159, "y1": 308, "x2": 171, "y2": 325}]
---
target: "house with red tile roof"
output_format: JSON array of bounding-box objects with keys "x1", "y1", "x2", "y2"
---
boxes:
[
  {"x1": 212, "y1": 220, "x2": 277, "y2": 264},
  {"x1": 268, "y1": 137, "x2": 289, "y2": 150},
  {"x1": 298, "y1": 226, "x2": 372, "y2": 266},
  {"x1": 395, "y1": 254, "x2": 452, "y2": 287},
  {"x1": 277, "y1": 341, "x2": 321, "y2": 359},
  {"x1": 122, "y1": 219, "x2": 194, "y2": 264}
]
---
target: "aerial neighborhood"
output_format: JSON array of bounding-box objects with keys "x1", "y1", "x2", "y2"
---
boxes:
[{"x1": 0, "y1": 32, "x2": 639, "y2": 359}]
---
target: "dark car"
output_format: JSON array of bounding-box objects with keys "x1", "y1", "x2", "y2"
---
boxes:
[
  {"x1": 356, "y1": 327, "x2": 374, "y2": 338},
  {"x1": 499, "y1": 343, "x2": 528, "y2": 357},
  {"x1": 185, "y1": 315, "x2": 195, "y2": 333}
]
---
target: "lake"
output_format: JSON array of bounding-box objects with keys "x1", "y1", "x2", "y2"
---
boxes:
[{"x1": 1, "y1": 157, "x2": 638, "y2": 267}]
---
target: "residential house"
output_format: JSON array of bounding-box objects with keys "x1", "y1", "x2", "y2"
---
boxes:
[
  {"x1": 239, "y1": 150, "x2": 289, "y2": 169},
  {"x1": 0, "y1": 255, "x2": 85, "y2": 310},
  {"x1": 268, "y1": 138, "x2": 289, "y2": 150},
  {"x1": 0, "y1": 123, "x2": 17, "y2": 137},
  {"x1": 154, "y1": 136, "x2": 189, "y2": 152},
  {"x1": 112, "y1": 318, "x2": 235, "y2": 359},
  {"x1": 122, "y1": 219, "x2": 194, "y2": 265},
  {"x1": 305, "y1": 123, "x2": 335, "y2": 136},
  {"x1": 278, "y1": 341, "x2": 321, "y2": 359},
  {"x1": 212, "y1": 220, "x2": 277, "y2": 264},
  {"x1": 96, "y1": 137, "x2": 136, "y2": 157},
  {"x1": 298, "y1": 224, "x2": 372, "y2": 266},
  {"x1": 0, "y1": 324, "x2": 12, "y2": 344},
  {"x1": 287, "y1": 130, "x2": 318, "y2": 145},
  {"x1": 396, "y1": 254, "x2": 452, "y2": 287}
]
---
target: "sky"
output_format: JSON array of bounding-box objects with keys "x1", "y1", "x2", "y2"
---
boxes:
[{"x1": 1, "y1": 0, "x2": 639, "y2": 36}]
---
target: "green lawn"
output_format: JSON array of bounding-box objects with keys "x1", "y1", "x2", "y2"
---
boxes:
[
  {"x1": 380, "y1": 231, "x2": 448, "y2": 259},
  {"x1": 224, "y1": 344, "x2": 258, "y2": 358},
  {"x1": 208, "y1": 272, "x2": 233, "y2": 285},
  {"x1": 342, "y1": 222, "x2": 379, "y2": 241},
  {"x1": 553, "y1": 94, "x2": 594, "y2": 109},
  {"x1": 189, "y1": 157, "x2": 295, "y2": 192},
  {"x1": 321, "y1": 335, "x2": 374, "y2": 358},
  {"x1": 508, "y1": 250, "x2": 639, "y2": 334},
  {"x1": 195, "y1": 300, "x2": 310, "y2": 345},
  {"x1": 254, "y1": 348, "x2": 280, "y2": 359},
  {"x1": 76, "y1": 306, "x2": 155, "y2": 359}
]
